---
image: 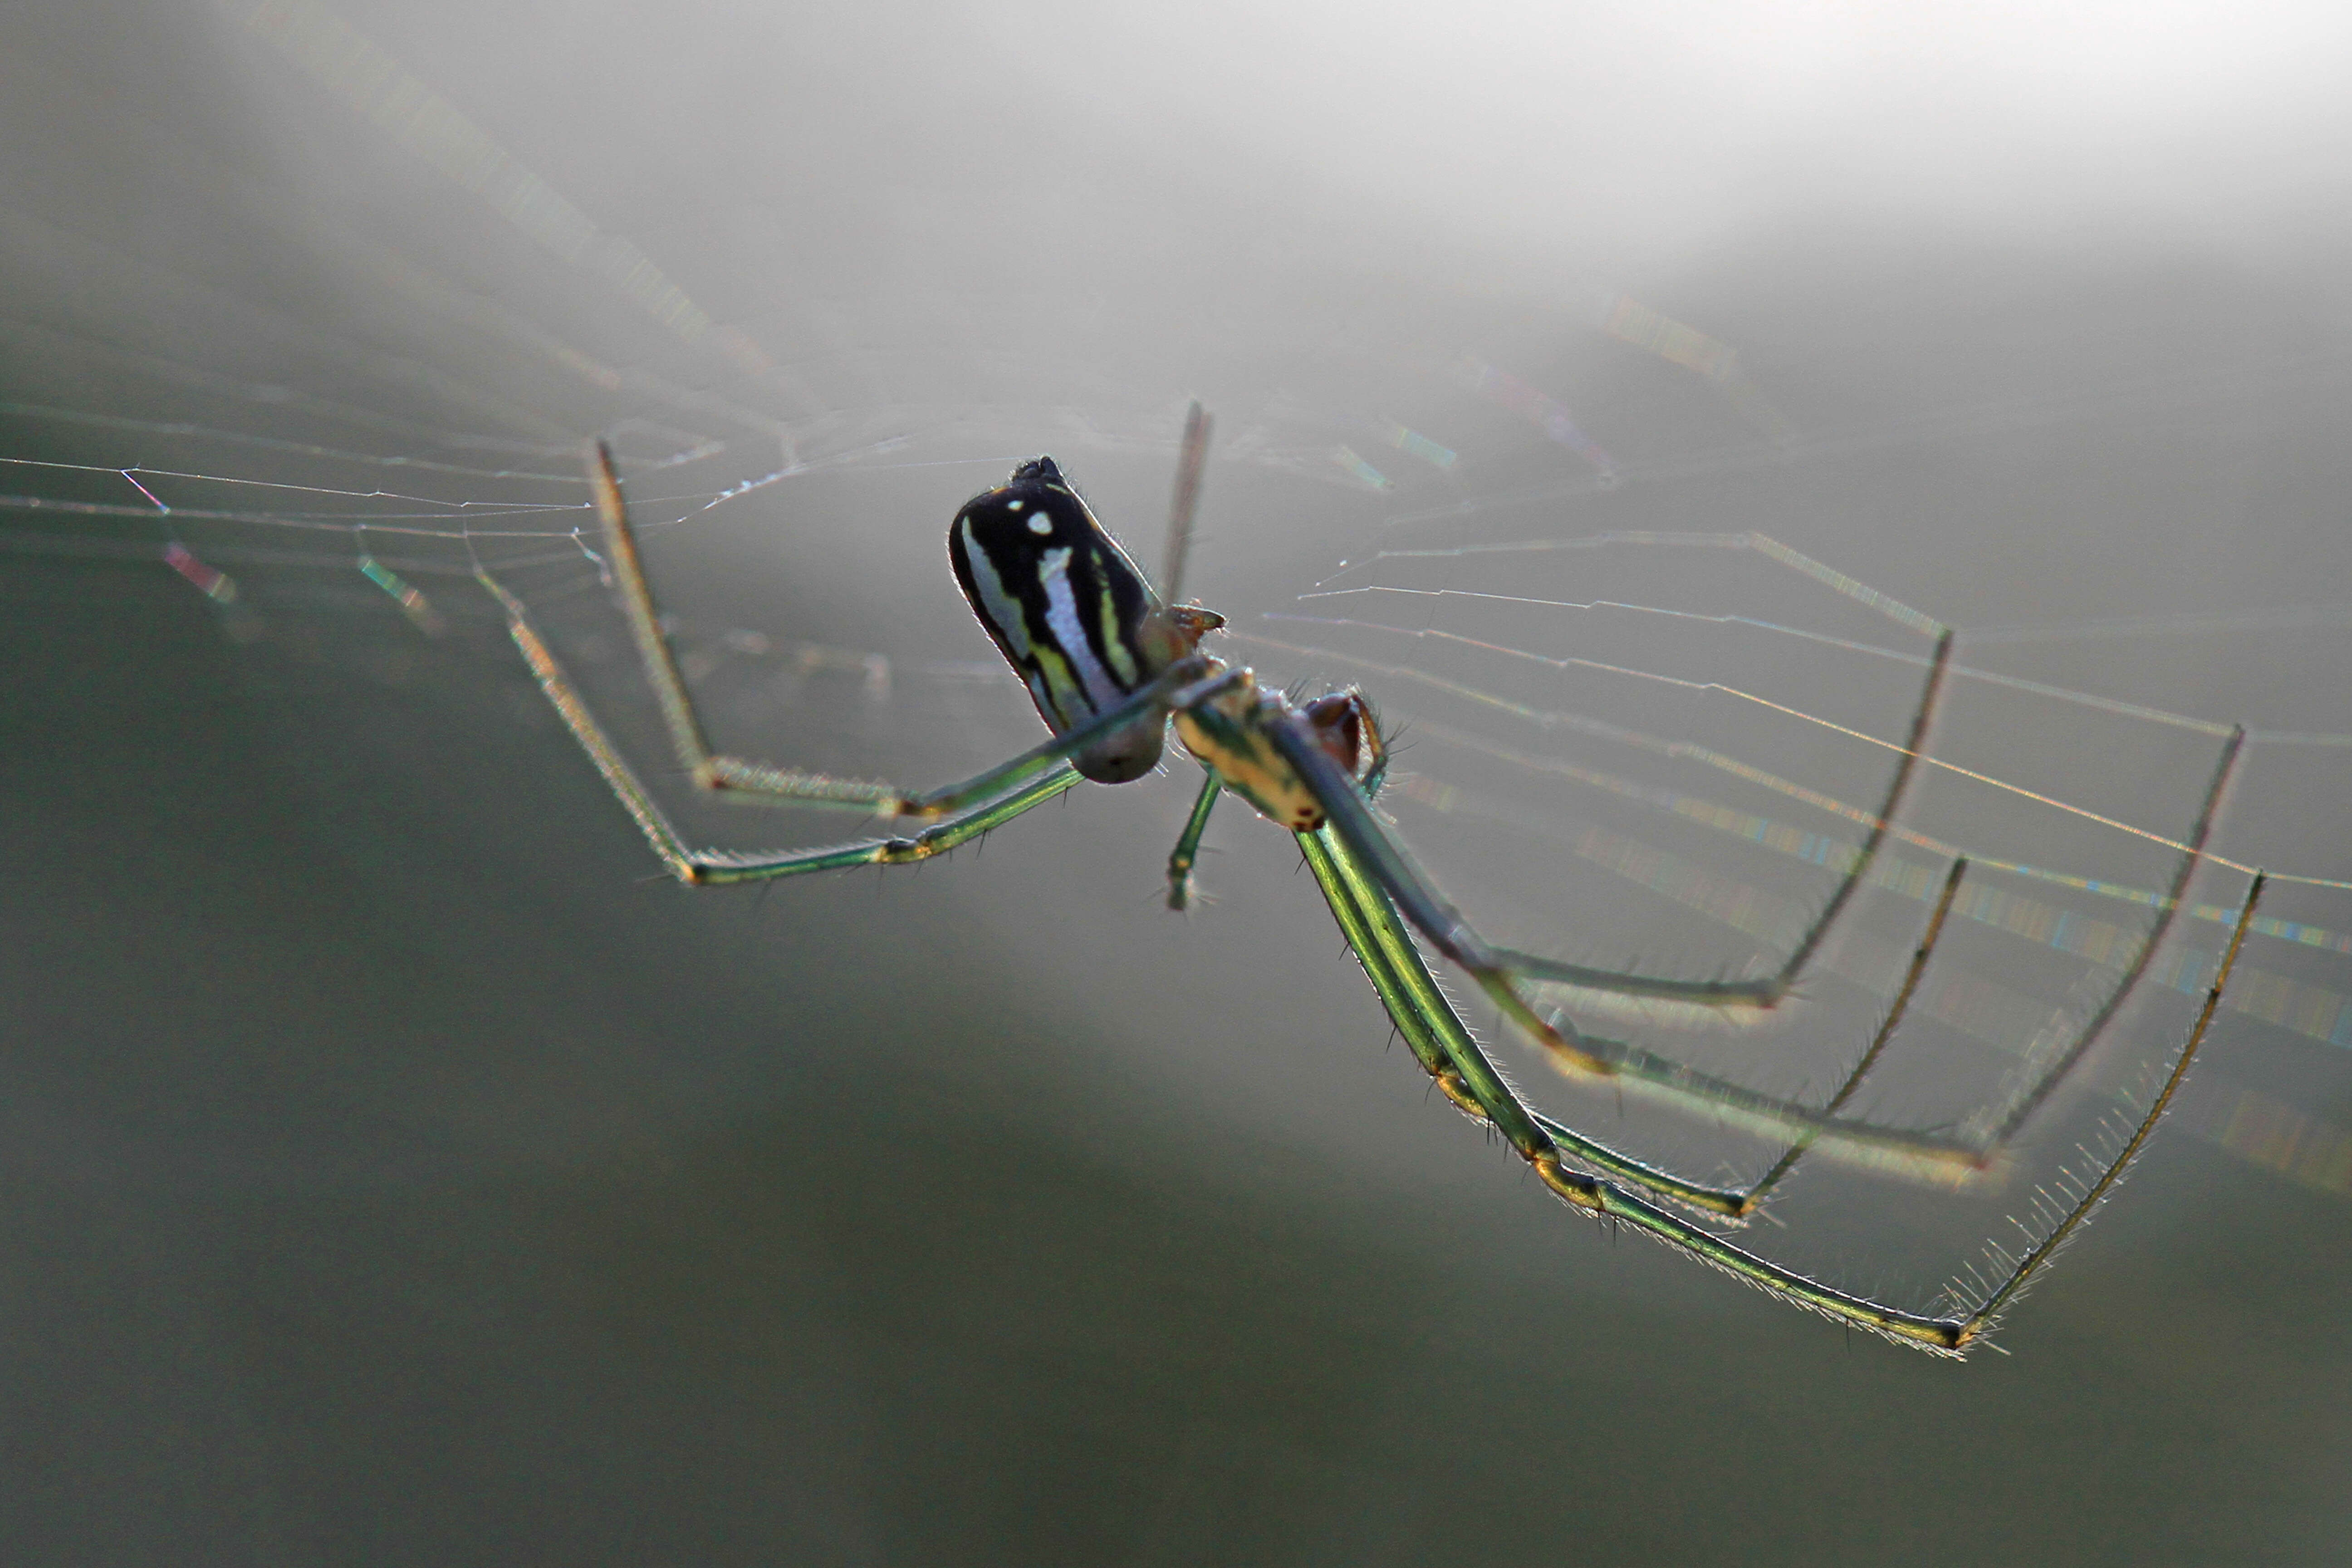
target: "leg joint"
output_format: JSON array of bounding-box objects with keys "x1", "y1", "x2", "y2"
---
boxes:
[{"x1": 1532, "y1": 1153, "x2": 1606, "y2": 1211}]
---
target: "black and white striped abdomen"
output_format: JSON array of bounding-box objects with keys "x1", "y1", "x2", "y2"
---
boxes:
[{"x1": 949, "y1": 456, "x2": 1179, "y2": 784}]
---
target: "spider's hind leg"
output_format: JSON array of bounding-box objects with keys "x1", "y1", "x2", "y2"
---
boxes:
[
  {"x1": 1305, "y1": 808, "x2": 2268, "y2": 1353},
  {"x1": 1488, "y1": 627, "x2": 1957, "y2": 1012}
]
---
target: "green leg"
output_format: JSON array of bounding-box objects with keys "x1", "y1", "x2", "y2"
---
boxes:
[
  {"x1": 1968, "y1": 726, "x2": 2244, "y2": 1147},
  {"x1": 1303, "y1": 824, "x2": 1966, "y2": 1352},
  {"x1": 1271, "y1": 707, "x2": 2244, "y2": 1181},
  {"x1": 484, "y1": 568, "x2": 1084, "y2": 885},
  {"x1": 1740, "y1": 855, "x2": 1968, "y2": 1206},
  {"x1": 1306, "y1": 820, "x2": 2269, "y2": 1355},
  {"x1": 1166, "y1": 773, "x2": 1223, "y2": 911},
  {"x1": 1299, "y1": 828, "x2": 1752, "y2": 1216},
  {"x1": 1318, "y1": 741, "x2": 1975, "y2": 1215},
  {"x1": 1480, "y1": 627, "x2": 1955, "y2": 1008},
  {"x1": 886, "y1": 655, "x2": 1205, "y2": 818},
  {"x1": 1272, "y1": 710, "x2": 1969, "y2": 1168}
]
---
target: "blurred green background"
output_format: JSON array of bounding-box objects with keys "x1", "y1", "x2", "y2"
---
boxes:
[{"x1": 3, "y1": 2, "x2": 2349, "y2": 1562}]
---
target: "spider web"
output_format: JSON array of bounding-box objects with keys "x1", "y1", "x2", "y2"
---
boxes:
[
  {"x1": 11, "y1": 326, "x2": 2352, "y2": 1305},
  {"x1": 1232, "y1": 309, "x2": 2352, "y2": 1299},
  {"x1": 6, "y1": 0, "x2": 2352, "y2": 1323}
]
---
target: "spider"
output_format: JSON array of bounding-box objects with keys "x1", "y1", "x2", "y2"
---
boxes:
[{"x1": 473, "y1": 404, "x2": 2264, "y2": 1357}]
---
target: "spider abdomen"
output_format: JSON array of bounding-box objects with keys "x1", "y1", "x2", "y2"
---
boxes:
[{"x1": 950, "y1": 456, "x2": 1186, "y2": 783}]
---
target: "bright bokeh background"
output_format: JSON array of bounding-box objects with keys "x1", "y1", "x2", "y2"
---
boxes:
[{"x1": 4, "y1": 2, "x2": 2350, "y2": 1561}]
